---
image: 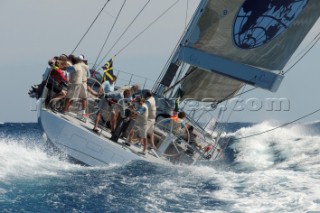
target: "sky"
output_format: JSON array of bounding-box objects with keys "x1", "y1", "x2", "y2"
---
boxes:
[{"x1": 0, "y1": 0, "x2": 320, "y2": 124}]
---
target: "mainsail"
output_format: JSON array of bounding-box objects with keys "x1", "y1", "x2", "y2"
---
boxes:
[{"x1": 159, "y1": 0, "x2": 320, "y2": 102}]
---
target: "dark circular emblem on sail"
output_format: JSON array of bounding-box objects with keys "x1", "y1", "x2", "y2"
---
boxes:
[{"x1": 233, "y1": 0, "x2": 308, "y2": 49}]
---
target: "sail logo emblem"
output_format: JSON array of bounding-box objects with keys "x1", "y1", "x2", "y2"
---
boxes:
[{"x1": 233, "y1": 0, "x2": 308, "y2": 49}]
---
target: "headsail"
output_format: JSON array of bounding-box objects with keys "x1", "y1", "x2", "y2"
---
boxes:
[
  {"x1": 157, "y1": 0, "x2": 320, "y2": 102},
  {"x1": 180, "y1": 68, "x2": 242, "y2": 102}
]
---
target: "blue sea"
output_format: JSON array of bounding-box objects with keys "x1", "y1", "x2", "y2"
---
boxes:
[{"x1": 1, "y1": 122, "x2": 320, "y2": 213}]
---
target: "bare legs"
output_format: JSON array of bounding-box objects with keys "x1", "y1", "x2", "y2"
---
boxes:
[
  {"x1": 110, "y1": 112, "x2": 118, "y2": 132},
  {"x1": 81, "y1": 98, "x2": 87, "y2": 114},
  {"x1": 63, "y1": 98, "x2": 72, "y2": 112},
  {"x1": 148, "y1": 132, "x2": 157, "y2": 150},
  {"x1": 93, "y1": 111, "x2": 101, "y2": 131},
  {"x1": 141, "y1": 138, "x2": 147, "y2": 153},
  {"x1": 52, "y1": 90, "x2": 66, "y2": 101}
]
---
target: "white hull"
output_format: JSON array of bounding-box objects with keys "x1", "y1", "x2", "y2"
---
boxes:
[{"x1": 38, "y1": 108, "x2": 168, "y2": 166}]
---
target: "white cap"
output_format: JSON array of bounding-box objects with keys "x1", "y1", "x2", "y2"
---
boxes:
[{"x1": 78, "y1": 54, "x2": 84, "y2": 60}]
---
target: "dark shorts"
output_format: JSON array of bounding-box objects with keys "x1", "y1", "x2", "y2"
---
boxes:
[{"x1": 46, "y1": 82, "x2": 63, "y2": 94}]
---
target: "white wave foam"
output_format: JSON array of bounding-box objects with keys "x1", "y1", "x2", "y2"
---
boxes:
[
  {"x1": 182, "y1": 162, "x2": 320, "y2": 212},
  {"x1": 0, "y1": 134, "x2": 121, "y2": 181},
  {"x1": 185, "y1": 121, "x2": 320, "y2": 211},
  {"x1": 227, "y1": 121, "x2": 320, "y2": 171},
  {"x1": 0, "y1": 137, "x2": 90, "y2": 180}
]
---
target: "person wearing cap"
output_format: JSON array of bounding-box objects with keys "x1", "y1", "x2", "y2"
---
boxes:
[
  {"x1": 63, "y1": 56, "x2": 88, "y2": 119},
  {"x1": 145, "y1": 90, "x2": 157, "y2": 150},
  {"x1": 78, "y1": 54, "x2": 84, "y2": 60},
  {"x1": 77, "y1": 55, "x2": 90, "y2": 117},
  {"x1": 77, "y1": 54, "x2": 90, "y2": 79}
]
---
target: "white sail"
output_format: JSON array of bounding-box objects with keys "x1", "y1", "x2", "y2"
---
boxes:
[
  {"x1": 191, "y1": 0, "x2": 319, "y2": 70},
  {"x1": 163, "y1": 0, "x2": 320, "y2": 101}
]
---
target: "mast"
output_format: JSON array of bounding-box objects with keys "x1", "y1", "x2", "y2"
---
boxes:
[{"x1": 155, "y1": 0, "x2": 209, "y2": 96}]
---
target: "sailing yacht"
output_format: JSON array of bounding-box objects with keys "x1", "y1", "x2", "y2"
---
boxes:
[{"x1": 34, "y1": 0, "x2": 320, "y2": 166}]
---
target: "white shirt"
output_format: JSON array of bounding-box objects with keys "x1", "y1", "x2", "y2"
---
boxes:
[{"x1": 101, "y1": 80, "x2": 115, "y2": 93}]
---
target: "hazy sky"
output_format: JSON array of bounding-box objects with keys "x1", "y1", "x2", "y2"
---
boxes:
[{"x1": 1, "y1": 0, "x2": 320, "y2": 124}]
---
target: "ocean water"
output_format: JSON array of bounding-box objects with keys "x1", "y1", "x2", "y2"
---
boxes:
[{"x1": 0, "y1": 122, "x2": 320, "y2": 213}]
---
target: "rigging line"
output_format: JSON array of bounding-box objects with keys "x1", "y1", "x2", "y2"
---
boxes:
[
  {"x1": 214, "y1": 32, "x2": 320, "y2": 104},
  {"x1": 194, "y1": 108, "x2": 215, "y2": 123},
  {"x1": 225, "y1": 85, "x2": 247, "y2": 123},
  {"x1": 185, "y1": 0, "x2": 189, "y2": 28},
  {"x1": 168, "y1": 63, "x2": 188, "y2": 97},
  {"x1": 153, "y1": 4, "x2": 205, "y2": 90},
  {"x1": 92, "y1": 0, "x2": 127, "y2": 70},
  {"x1": 216, "y1": 76, "x2": 261, "y2": 105},
  {"x1": 70, "y1": 0, "x2": 111, "y2": 55},
  {"x1": 233, "y1": 106, "x2": 320, "y2": 141},
  {"x1": 217, "y1": 85, "x2": 247, "y2": 124},
  {"x1": 218, "y1": 87, "x2": 256, "y2": 105},
  {"x1": 102, "y1": 9, "x2": 116, "y2": 18},
  {"x1": 97, "y1": 0, "x2": 151, "y2": 67},
  {"x1": 215, "y1": 32, "x2": 320, "y2": 143},
  {"x1": 162, "y1": 66, "x2": 198, "y2": 95},
  {"x1": 111, "y1": 0, "x2": 181, "y2": 59},
  {"x1": 217, "y1": 32, "x2": 320, "y2": 103},
  {"x1": 283, "y1": 32, "x2": 320, "y2": 74},
  {"x1": 113, "y1": 68, "x2": 156, "y2": 83},
  {"x1": 213, "y1": 85, "x2": 248, "y2": 159},
  {"x1": 154, "y1": 30, "x2": 186, "y2": 87},
  {"x1": 214, "y1": 85, "x2": 247, "y2": 139},
  {"x1": 289, "y1": 32, "x2": 320, "y2": 63},
  {"x1": 154, "y1": 1, "x2": 201, "y2": 89}
]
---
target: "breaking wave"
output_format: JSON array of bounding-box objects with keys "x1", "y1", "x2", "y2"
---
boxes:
[{"x1": 0, "y1": 122, "x2": 320, "y2": 212}]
